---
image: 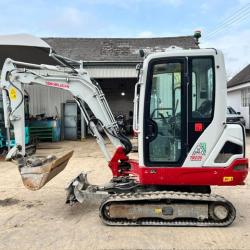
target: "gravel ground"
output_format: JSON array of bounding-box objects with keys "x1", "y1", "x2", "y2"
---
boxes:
[{"x1": 0, "y1": 137, "x2": 249, "y2": 250}]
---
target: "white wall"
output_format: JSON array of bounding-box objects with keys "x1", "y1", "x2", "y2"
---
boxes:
[
  {"x1": 240, "y1": 106, "x2": 249, "y2": 129},
  {"x1": 227, "y1": 88, "x2": 250, "y2": 129},
  {"x1": 227, "y1": 89, "x2": 241, "y2": 111},
  {"x1": 25, "y1": 85, "x2": 73, "y2": 117}
]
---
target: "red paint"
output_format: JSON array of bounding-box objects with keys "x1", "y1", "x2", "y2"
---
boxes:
[
  {"x1": 108, "y1": 148, "x2": 248, "y2": 187},
  {"x1": 133, "y1": 130, "x2": 138, "y2": 137},
  {"x1": 190, "y1": 155, "x2": 203, "y2": 161},
  {"x1": 195, "y1": 123, "x2": 204, "y2": 132},
  {"x1": 108, "y1": 146, "x2": 128, "y2": 177},
  {"x1": 46, "y1": 81, "x2": 69, "y2": 89},
  {"x1": 126, "y1": 158, "x2": 248, "y2": 186}
]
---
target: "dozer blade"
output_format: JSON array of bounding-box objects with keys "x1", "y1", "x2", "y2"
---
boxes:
[{"x1": 20, "y1": 150, "x2": 74, "y2": 191}]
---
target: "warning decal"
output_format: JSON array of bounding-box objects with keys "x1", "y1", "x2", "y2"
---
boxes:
[
  {"x1": 9, "y1": 87, "x2": 17, "y2": 100},
  {"x1": 46, "y1": 81, "x2": 69, "y2": 89},
  {"x1": 190, "y1": 142, "x2": 206, "y2": 161}
]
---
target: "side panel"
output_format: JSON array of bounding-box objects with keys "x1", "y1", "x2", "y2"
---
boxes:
[
  {"x1": 128, "y1": 158, "x2": 248, "y2": 186},
  {"x1": 204, "y1": 123, "x2": 245, "y2": 167}
]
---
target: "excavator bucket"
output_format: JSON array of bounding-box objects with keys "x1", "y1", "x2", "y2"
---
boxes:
[{"x1": 19, "y1": 150, "x2": 74, "y2": 191}]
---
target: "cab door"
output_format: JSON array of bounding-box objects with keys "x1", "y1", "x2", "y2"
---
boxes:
[{"x1": 143, "y1": 58, "x2": 187, "y2": 166}]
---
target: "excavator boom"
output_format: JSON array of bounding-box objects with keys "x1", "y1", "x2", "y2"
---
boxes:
[{"x1": 0, "y1": 56, "x2": 130, "y2": 190}]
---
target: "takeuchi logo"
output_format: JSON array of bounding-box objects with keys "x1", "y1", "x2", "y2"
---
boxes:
[
  {"x1": 46, "y1": 81, "x2": 69, "y2": 89},
  {"x1": 190, "y1": 142, "x2": 206, "y2": 161}
]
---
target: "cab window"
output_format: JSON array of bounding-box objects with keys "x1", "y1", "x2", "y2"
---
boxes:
[{"x1": 191, "y1": 58, "x2": 214, "y2": 119}]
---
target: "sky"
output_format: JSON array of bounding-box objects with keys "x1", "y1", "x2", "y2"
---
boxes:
[{"x1": 0, "y1": 0, "x2": 249, "y2": 78}]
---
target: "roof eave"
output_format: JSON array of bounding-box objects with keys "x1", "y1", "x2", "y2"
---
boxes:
[{"x1": 82, "y1": 61, "x2": 141, "y2": 66}]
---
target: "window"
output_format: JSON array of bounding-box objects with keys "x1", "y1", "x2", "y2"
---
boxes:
[
  {"x1": 241, "y1": 88, "x2": 250, "y2": 107},
  {"x1": 150, "y1": 67, "x2": 181, "y2": 119},
  {"x1": 148, "y1": 62, "x2": 183, "y2": 163},
  {"x1": 215, "y1": 141, "x2": 242, "y2": 163},
  {"x1": 191, "y1": 58, "x2": 214, "y2": 119}
]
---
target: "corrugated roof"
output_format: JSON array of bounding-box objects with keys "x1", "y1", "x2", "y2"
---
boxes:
[
  {"x1": 42, "y1": 36, "x2": 197, "y2": 62},
  {"x1": 228, "y1": 64, "x2": 250, "y2": 88}
]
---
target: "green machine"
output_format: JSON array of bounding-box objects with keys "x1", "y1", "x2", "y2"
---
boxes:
[{"x1": 0, "y1": 93, "x2": 30, "y2": 151}]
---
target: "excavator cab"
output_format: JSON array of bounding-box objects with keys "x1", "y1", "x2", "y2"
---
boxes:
[
  {"x1": 131, "y1": 48, "x2": 247, "y2": 188},
  {"x1": 142, "y1": 56, "x2": 215, "y2": 166}
]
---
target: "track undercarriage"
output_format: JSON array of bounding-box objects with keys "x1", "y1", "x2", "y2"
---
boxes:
[{"x1": 66, "y1": 172, "x2": 236, "y2": 227}]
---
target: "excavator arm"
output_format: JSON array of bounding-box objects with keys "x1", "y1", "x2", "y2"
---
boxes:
[{"x1": 0, "y1": 56, "x2": 131, "y2": 190}]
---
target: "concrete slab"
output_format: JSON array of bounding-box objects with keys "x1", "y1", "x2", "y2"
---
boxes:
[{"x1": 0, "y1": 138, "x2": 249, "y2": 250}]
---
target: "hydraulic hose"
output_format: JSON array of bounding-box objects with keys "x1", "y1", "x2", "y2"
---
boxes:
[{"x1": 88, "y1": 117, "x2": 132, "y2": 155}]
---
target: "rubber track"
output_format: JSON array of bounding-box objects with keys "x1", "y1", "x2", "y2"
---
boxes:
[{"x1": 99, "y1": 191, "x2": 236, "y2": 227}]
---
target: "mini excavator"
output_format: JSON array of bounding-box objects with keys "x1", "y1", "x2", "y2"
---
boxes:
[{"x1": 0, "y1": 40, "x2": 248, "y2": 226}]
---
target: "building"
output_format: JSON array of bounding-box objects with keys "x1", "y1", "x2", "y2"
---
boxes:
[
  {"x1": 39, "y1": 37, "x2": 197, "y2": 117},
  {"x1": 0, "y1": 34, "x2": 198, "y2": 140},
  {"x1": 227, "y1": 64, "x2": 250, "y2": 129}
]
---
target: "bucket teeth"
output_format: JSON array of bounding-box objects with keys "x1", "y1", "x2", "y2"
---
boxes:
[{"x1": 20, "y1": 150, "x2": 73, "y2": 191}]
